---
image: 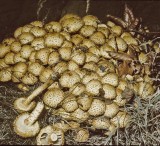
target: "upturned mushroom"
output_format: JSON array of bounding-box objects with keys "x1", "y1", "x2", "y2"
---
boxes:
[
  {"x1": 14, "y1": 78, "x2": 53, "y2": 112},
  {"x1": 13, "y1": 102, "x2": 44, "y2": 138}
]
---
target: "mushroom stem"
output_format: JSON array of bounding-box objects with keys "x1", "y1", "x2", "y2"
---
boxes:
[
  {"x1": 50, "y1": 133, "x2": 58, "y2": 142},
  {"x1": 25, "y1": 102, "x2": 44, "y2": 125},
  {"x1": 24, "y1": 78, "x2": 53, "y2": 105}
]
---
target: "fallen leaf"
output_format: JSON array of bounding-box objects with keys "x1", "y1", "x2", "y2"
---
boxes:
[{"x1": 118, "y1": 61, "x2": 133, "y2": 76}]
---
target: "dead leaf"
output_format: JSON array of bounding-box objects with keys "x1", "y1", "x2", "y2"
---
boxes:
[
  {"x1": 121, "y1": 87, "x2": 135, "y2": 102},
  {"x1": 118, "y1": 61, "x2": 133, "y2": 76}
]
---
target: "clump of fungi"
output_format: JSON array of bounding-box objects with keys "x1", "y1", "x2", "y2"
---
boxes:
[{"x1": 0, "y1": 8, "x2": 159, "y2": 145}]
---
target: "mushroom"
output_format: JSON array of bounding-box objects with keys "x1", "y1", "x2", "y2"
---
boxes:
[
  {"x1": 2, "y1": 37, "x2": 15, "y2": 45},
  {"x1": 43, "y1": 88, "x2": 64, "y2": 108},
  {"x1": 0, "y1": 44, "x2": 10, "y2": 58},
  {"x1": 60, "y1": 31, "x2": 71, "y2": 41},
  {"x1": 123, "y1": 36, "x2": 138, "y2": 45},
  {"x1": 14, "y1": 27, "x2": 22, "y2": 38},
  {"x1": 71, "y1": 50, "x2": 86, "y2": 65},
  {"x1": 44, "y1": 33, "x2": 64, "y2": 48},
  {"x1": 61, "y1": 17, "x2": 84, "y2": 33},
  {"x1": 21, "y1": 73, "x2": 38, "y2": 85},
  {"x1": 60, "y1": 13, "x2": 80, "y2": 24},
  {"x1": 31, "y1": 37, "x2": 45, "y2": 50},
  {"x1": 53, "y1": 61, "x2": 68, "y2": 75},
  {"x1": 71, "y1": 34, "x2": 84, "y2": 45},
  {"x1": 45, "y1": 21, "x2": 62, "y2": 33},
  {"x1": 111, "y1": 25, "x2": 122, "y2": 36},
  {"x1": 4, "y1": 52, "x2": 15, "y2": 65},
  {"x1": 39, "y1": 67, "x2": 53, "y2": 83},
  {"x1": 14, "y1": 52, "x2": 26, "y2": 63},
  {"x1": 97, "y1": 27, "x2": 110, "y2": 38},
  {"x1": 14, "y1": 78, "x2": 53, "y2": 112},
  {"x1": 62, "y1": 95, "x2": 78, "y2": 112},
  {"x1": 36, "y1": 125, "x2": 65, "y2": 145},
  {"x1": 30, "y1": 21, "x2": 43, "y2": 27},
  {"x1": 48, "y1": 51, "x2": 60, "y2": 66},
  {"x1": 88, "y1": 99, "x2": 106, "y2": 116},
  {"x1": 90, "y1": 31, "x2": 106, "y2": 45},
  {"x1": 110, "y1": 111, "x2": 131, "y2": 128},
  {"x1": 83, "y1": 61, "x2": 98, "y2": 71},
  {"x1": 59, "y1": 71, "x2": 81, "y2": 88},
  {"x1": 28, "y1": 62, "x2": 44, "y2": 76},
  {"x1": 74, "y1": 128, "x2": 89, "y2": 143},
  {"x1": 18, "y1": 32, "x2": 34, "y2": 45},
  {"x1": 0, "y1": 68, "x2": 12, "y2": 82},
  {"x1": 104, "y1": 102, "x2": 119, "y2": 118},
  {"x1": 85, "y1": 52, "x2": 99, "y2": 63},
  {"x1": 20, "y1": 45, "x2": 34, "y2": 59},
  {"x1": 68, "y1": 60, "x2": 79, "y2": 71},
  {"x1": 30, "y1": 26, "x2": 46, "y2": 37},
  {"x1": 116, "y1": 37, "x2": 127, "y2": 52},
  {"x1": 0, "y1": 59, "x2": 9, "y2": 69},
  {"x1": 86, "y1": 79, "x2": 102, "y2": 95},
  {"x1": 77, "y1": 93, "x2": 93, "y2": 111},
  {"x1": 80, "y1": 25, "x2": 96, "y2": 37},
  {"x1": 82, "y1": 15, "x2": 100, "y2": 28},
  {"x1": 88, "y1": 46, "x2": 101, "y2": 57},
  {"x1": 102, "y1": 84, "x2": 116, "y2": 99},
  {"x1": 13, "y1": 102, "x2": 44, "y2": 138},
  {"x1": 69, "y1": 83, "x2": 85, "y2": 96},
  {"x1": 102, "y1": 73, "x2": 119, "y2": 87},
  {"x1": 91, "y1": 116, "x2": 110, "y2": 130},
  {"x1": 59, "y1": 47, "x2": 72, "y2": 61}
]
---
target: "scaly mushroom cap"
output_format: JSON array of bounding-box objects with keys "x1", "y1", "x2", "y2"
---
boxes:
[
  {"x1": 90, "y1": 31, "x2": 106, "y2": 45},
  {"x1": 71, "y1": 108, "x2": 89, "y2": 123},
  {"x1": 39, "y1": 67, "x2": 53, "y2": 83},
  {"x1": 0, "y1": 59, "x2": 9, "y2": 69},
  {"x1": 4, "y1": 52, "x2": 15, "y2": 65},
  {"x1": 100, "y1": 43, "x2": 115, "y2": 59},
  {"x1": 60, "y1": 31, "x2": 71, "y2": 41},
  {"x1": 13, "y1": 113, "x2": 40, "y2": 138},
  {"x1": 110, "y1": 111, "x2": 131, "y2": 128},
  {"x1": 60, "y1": 13, "x2": 80, "y2": 23},
  {"x1": 0, "y1": 44, "x2": 10, "y2": 58},
  {"x1": 91, "y1": 116, "x2": 110, "y2": 130},
  {"x1": 0, "y1": 68, "x2": 12, "y2": 82},
  {"x1": 53, "y1": 61, "x2": 68, "y2": 74},
  {"x1": 30, "y1": 21, "x2": 43, "y2": 27},
  {"x1": 83, "y1": 61, "x2": 98, "y2": 71},
  {"x1": 22, "y1": 24, "x2": 33, "y2": 33},
  {"x1": 111, "y1": 25, "x2": 122, "y2": 36},
  {"x1": 88, "y1": 46, "x2": 101, "y2": 57},
  {"x1": 85, "y1": 52, "x2": 99, "y2": 63},
  {"x1": 82, "y1": 72, "x2": 101, "y2": 85},
  {"x1": 69, "y1": 83, "x2": 85, "y2": 96},
  {"x1": 10, "y1": 41, "x2": 22, "y2": 53},
  {"x1": 71, "y1": 34, "x2": 84, "y2": 45},
  {"x1": 14, "y1": 27, "x2": 22, "y2": 38},
  {"x1": 31, "y1": 37, "x2": 45, "y2": 50},
  {"x1": 48, "y1": 51, "x2": 60, "y2": 66},
  {"x1": 45, "y1": 21, "x2": 62, "y2": 33},
  {"x1": 18, "y1": 32, "x2": 34, "y2": 45},
  {"x1": 82, "y1": 15, "x2": 99, "y2": 28},
  {"x1": 61, "y1": 17, "x2": 84, "y2": 33},
  {"x1": 13, "y1": 62, "x2": 28, "y2": 79},
  {"x1": 123, "y1": 36, "x2": 138, "y2": 45},
  {"x1": 59, "y1": 71, "x2": 80, "y2": 88},
  {"x1": 21, "y1": 73, "x2": 38, "y2": 85},
  {"x1": 30, "y1": 26, "x2": 46, "y2": 37},
  {"x1": 97, "y1": 27, "x2": 110, "y2": 38},
  {"x1": 107, "y1": 37, "x2": 117, "y2": 50},
  {"x1": 62, "y1": 95, "x2": 78, "y2": 112},
  {"x1": 116, "y1": 37, "x2": 127, "y2": 52},
  {"x1": 77, "y1": 94, "x2": 93, "y2": 111},
  {"x1": 43, "y1": 88, "x2": 64, "y2": 108},
  {"x1": 103, "y1": 84, "x2": 116, "y2": 99},
  {"x1": 102, "y1": 73, "x2": 119, "y2": 87},
  {"x1": 2, "y1": 37, "x2": 15, "y2": 45},
  {"x1": 59, "y1": 47, "x2": 72, "y2": 61},
  {"x1": 71, "y1": 50, "x2": 86, "y2": 65},
  {"x1": 14, "y1": 52, "x2": 26, "y2": 63},
  {"x1": 82, "y1": 39, "x2": 95, "y2": 48},
  {"x1": 28, "y1": 62, "x2": 44, "y2": 76},
  {"x1": 68, "y1": 60, "x2": 79, "y2": 71},
  {"x1": 104, "y1": 102, "x2": 119, "y2": 118},
  {"x1": 74, "y1": 128, "x2": 89, "y2": 143},
  {"x1": 20, "y1": 45, "x2": 33, "y2": 59},
  {"x1": 86, "y1": 79, "x2": 102, "y2": 95},
  {"x1": 45, "y1": 33, "x2": 64, "y2": 48},
  {"x1": 35, "y1": 48, "x2": 50, "y2": 65},
  {"x1": 88, "y1": 99, "x2": 105, "y2": 116},
  {"x1": 29, "y1": 51, "x2": 36, "y2": 62},
  {"x1": 80, "y1": 25, "x2": 96, "y2": 37}
]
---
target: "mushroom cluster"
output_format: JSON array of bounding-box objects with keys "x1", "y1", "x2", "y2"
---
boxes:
[{"x1": 0, "y1": 13, "x2": 158, "y2": 145}]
